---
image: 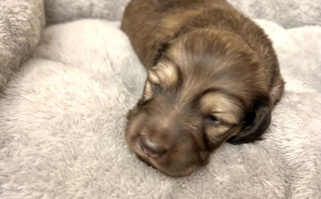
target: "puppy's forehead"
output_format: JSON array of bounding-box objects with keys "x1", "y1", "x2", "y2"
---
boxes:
[
  {"x1": 164, "y1": 40, "x2": 220, "y2": 82},
  {"x1": 149, "y1": 62, "x2": 179, "y2": 88},
  {"x1": 164, "y1": 29, "x2": 259, "y2": 77}
]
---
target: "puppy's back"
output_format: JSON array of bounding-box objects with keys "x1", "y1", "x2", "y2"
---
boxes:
[
  {"x1": 121, "y1": 0, "x2": 284, "y2": 104},
  {"x1": 122, "y1": 0, "x2": 263, "y2": 67}
]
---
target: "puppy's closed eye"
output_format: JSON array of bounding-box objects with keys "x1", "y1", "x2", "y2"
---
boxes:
[
  {"x1": 142, "y1": 63, "x2": 179, "y2": 102},
  {"x1": 151, "y1": 82, "x2": 162, "y2": 93},
  {"x1": 204, "y1": 115, "x2": 221, "y2": 126},
  {"x1": 142, "y1": 75, "x2": 159, "y2": 102},
  {"x1": 200, "y1": 91, "x2": 243, "y2": 125},
  {"x1": 200, "y1": 91, "x2": 243, "y2": 148}
]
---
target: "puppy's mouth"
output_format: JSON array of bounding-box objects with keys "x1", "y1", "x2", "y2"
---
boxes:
[
  {"x1": 136, "y1": 154, "x2": 153, "y2": 167},
  {"x1": 135, "y1": 153, "x2": 198, "y2": 177},
  {"x1": 128, "y1": 135, "x2": 199, "y2": 177}
]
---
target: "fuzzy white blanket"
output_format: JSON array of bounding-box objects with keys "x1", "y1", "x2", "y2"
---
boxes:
[{"x1": 0, "y1": 0, "x2": 320, "y2": 198}]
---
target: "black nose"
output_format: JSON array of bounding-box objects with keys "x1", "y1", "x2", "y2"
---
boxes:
[{"x1": 140, "y1": 136, "x2": 167, "y2": 158}]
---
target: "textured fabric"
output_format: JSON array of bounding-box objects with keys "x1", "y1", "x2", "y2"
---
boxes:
[
  {"x1": 44, "y1": 0, "x2": 130, "y2": 25},
  {"x1": 0, "y1": 0, "x2": 44, "y2": 91},
  {"x1": 43, "y1": 0, "x2": 321, "y2": 28},
  {"x1": 0, "y1": 17, "x2": 320, "y2": 198},
  {"x1": 229, "y1": 0, "x2": 321, "y2": 28}
]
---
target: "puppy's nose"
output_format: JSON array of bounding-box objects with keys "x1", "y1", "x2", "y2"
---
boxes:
[{"x1": 140, "y1": 136, "x2": 167, "y2": 158}]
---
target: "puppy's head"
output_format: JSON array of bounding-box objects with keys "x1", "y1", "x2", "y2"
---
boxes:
[{"x1": 125, "y1": 29, "x2": 271, "y2": 176}]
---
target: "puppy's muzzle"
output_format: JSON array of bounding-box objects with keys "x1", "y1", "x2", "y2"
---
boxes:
[{"x1": 140, "y1": 136, "x2": 167, "y2": 158}]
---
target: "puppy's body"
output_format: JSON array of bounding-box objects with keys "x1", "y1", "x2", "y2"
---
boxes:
[{"x1": 121, "y1": 0, "x2": 284, "y2": 176}]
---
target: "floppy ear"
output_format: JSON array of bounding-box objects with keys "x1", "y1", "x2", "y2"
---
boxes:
[{"x1": 227, "y1": 94, "x2": 272, "y2": 145}]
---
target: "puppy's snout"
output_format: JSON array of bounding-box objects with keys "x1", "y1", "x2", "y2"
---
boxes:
[{"x1": 140, "y1": 136, "x2": 167, "y2": 158}]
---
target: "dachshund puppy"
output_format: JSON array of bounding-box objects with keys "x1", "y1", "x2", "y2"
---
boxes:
[{"x1": 121, "y1": 0, "x2": 284, "y2": 177}]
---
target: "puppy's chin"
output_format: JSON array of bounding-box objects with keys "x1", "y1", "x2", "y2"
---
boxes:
[{"x1": 133, "y1": 143, "x2": 200, "y2": 177}]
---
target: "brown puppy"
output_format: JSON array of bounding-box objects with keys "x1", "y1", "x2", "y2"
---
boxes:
[{"x1": 121, "y1": 0, "x2": 284, "y2": 177}]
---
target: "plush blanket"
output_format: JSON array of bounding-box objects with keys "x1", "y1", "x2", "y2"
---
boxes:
[
  {"x1": 0, "y1": 0, "x2": 44, "y2": 91},
  {"x1": 44, "y1": 0, "x2": 321, "y2": 28},
  {"x1": 1, "y1": 0, "x2": 320, "y2": 198}
]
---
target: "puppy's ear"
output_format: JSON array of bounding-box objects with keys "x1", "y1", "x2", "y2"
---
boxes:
[{"x1": 227, "y1": 94, "x2": 271, "y2": 145}]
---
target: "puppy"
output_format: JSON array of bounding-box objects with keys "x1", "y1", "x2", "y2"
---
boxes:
[{"x1": 121, "y1": 0, "x2": 284, "y2": 177}]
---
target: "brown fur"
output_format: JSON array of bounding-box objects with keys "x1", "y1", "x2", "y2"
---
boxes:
[{"x1": 121, "y1": 0, "x2": 284, "y2": 177}]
